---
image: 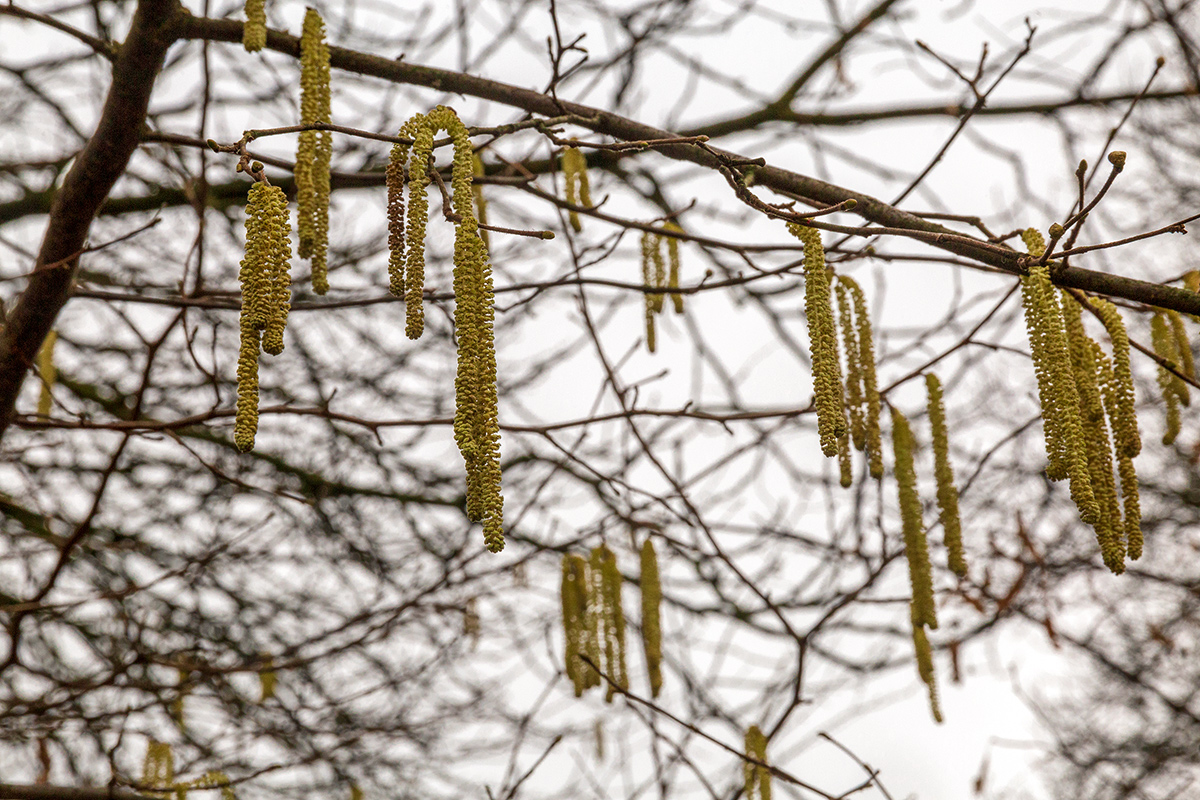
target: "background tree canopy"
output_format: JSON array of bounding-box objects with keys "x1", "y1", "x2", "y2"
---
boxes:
[{"x1": 2, "y1": 2, "x2": 1199, "y2": 799}]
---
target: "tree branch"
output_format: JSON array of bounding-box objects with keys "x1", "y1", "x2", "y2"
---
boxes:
[{"x1": 0, "y1": 0, "x2": 184, "y2": 441}]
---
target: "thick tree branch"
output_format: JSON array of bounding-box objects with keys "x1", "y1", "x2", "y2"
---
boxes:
[
  {"x1": 0, "y1": 0, "x2": 184, "y2": 441},
  {"x1": 173, "y1": 14, "x2": 1200, "y2": 319}
]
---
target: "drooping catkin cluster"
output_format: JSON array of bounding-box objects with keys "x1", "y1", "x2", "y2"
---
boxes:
[
  {"x1": 640, "y1": 230, "x2": 680, "y2": 352},
  {"x1": 1019, "y1": 230, "x2": 1098, "y2": 525},
  {"x1": 925, "y1": 373, "x2": 966, "y2": 578},
  {"x1": 835, "y1": 274, "x2": 884, "y2": 480},
  {"x1": 242, "y1": 0, "x2": 266, "y2": 52},
  {"x1": 36, "y1": 330, "x2": 57, "y2": 418},
  {"x1": 560, "y1": 548, "x2": 630, "y2": 701},
  {"x1": 295, "y1": 8, "x2": 332, "y2": 294},
  {"x1": 788, "y1": 223, "x2": 847, "y2": 458},
  {"x1": 236, "y1": 181, "x2": 292, "y2": 452},
  {"x1": 385, "y1": 107, "x2": 504, "y2": 550},
  {"x1": 640, "y1": 538, "x2": 663, "y2": 698},
  {"x1": 743, "y1": 725, "x2": 772, "y2": 800},
  {"x1": 561, "y1": 146, "x2": 591, "y2": 232},
  {"x1": 1151, "y1": 310, "x2": 1192, "y2": 446}
]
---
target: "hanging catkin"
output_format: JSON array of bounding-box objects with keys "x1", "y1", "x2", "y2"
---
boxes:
[
  {"x1": 788, "y1": 223, "x2": 846, "y2": 457},
  {"x1": 892, "y1": 409, "x2": 937, "y2": 630},
  {"x1": 242, "y1": 0, "x2": 266, "y2": 52},
  {"x1": 743, "y1": 726, "x2": 771, "y2": 800},
  {"x1": 640, "y1": 538, "x2": 663, "y2": 698},
  {"x1": 296, "y1": 8, "x2": 332, "y2": 294},
  {"x1": 925, "y1": 373, "x2": 966, "y2": 578}
]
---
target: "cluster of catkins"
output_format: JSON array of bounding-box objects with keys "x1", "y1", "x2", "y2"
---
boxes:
[
  {"x1": 640, "y1": 224, "x2": 685, "y2": 352},
  {"x1": 561, "y1": 540, "x2": 663, "y2": 701},
  {"x1": 234, "y1": 5, "x2": 504, "y2": 552},
  {"x1": 787, "y1": 223, "x2": 883, "y2": 483},
  {"x1": 386, "y1": 105, "x2": 504, "y2": 552},
  {"x1": 235, "y1": 180, "x2": 291, "y2": 452},
  {"x1": 789, "y1": 222, "x2": 964, "y2": 722},
  {"x1": 1019, "y1": 227, "x2": 1142, "y2": 574}
]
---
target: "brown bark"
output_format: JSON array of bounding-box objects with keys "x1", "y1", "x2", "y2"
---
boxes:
[{"x1": 0, "y1": 0, "x2": 184, "y2": 440}]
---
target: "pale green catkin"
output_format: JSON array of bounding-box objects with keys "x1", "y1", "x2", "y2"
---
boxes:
[
  {"x1": 925, "y1": 373, "x2": 966, "y2": 578},
  {"x1": 641, "y1": 231, "x2": 660, "y2": 352},
  {"x1": 836, "y1": 281, "x2": 864, "y2": 451},
  {"x1": 36, "y1": 330, "x2": 57, "y2": 418},
  {"x1": 594, "y1": 545, "x2": 628, "y2": 702},
  {"x1": 840, "y1": 275, "x2": 883, "y2": 479},
  {"x1": 1019, "y1": 254, "x2": 1097, "y2": 524},
  {"x1": 892, "y1": 409, "x2": 937, "y2": 630},
  {"x1": 1088, "y1": 298, "x2": 1140, "y2": 458},
  {"x1": 296, "y1": 8, "x2": 332, "y2": 294},
  {"x1": 1167, "y1": 310, "x2": 1195, "y2": 379},
  {"x1": 1151, "y1": 311, "x2": 1187, "y2": 445},
  {"x1": 1063, "y1": 297, "x2": 1124, "y2": 574},
  {"x1": 640, "y1": 538, "x2": 663, "y2": 698},
  {"x1": 788, "y1": 223, "x2": 847, "y2": 457},
  {"x1": 562, "y1": 553, "x2": 590, "y2": 697},
  {"x1": 1093, "y1": 342, "x2": 1142, "y2": 561},
  {"x1": 664, "y1": 222, "x2": 685, "y2": 313},
  {"x1": 562, "y1": 147, "x2": 589, "y2": 232}
]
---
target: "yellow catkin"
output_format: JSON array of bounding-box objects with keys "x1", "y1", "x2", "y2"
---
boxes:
[
  {"x1": 788, "y1": 223, "x2": 847, "y2": 457},
  {"x1": 892, "y1": 409, "x2": 937, "y2": 630},
  {"x1": 590, "y1": 545, "x2": 628, "y2": 702},
  {"x1": 836, "y1": 281, "x2": 864, "y2": 451},
  {"x1": 562, "y1": 553, "x2": 590, "y2": 697},
  {"x1": 1064, "y1": 299, "x2": 1125, "y2": 574},
  {"x1": 912, "y1": 623, "x2": 944, "y2": 724},
  {"x1": 639, "y1": 539, "x2": 663, "y2": 698},
  {"x1": 236, "y1": 182, "x2": 290, "y2": 451},
  {"x1": 664, "y1": 222, "x2": 684, "y2": 313},
  {"x1": 840, "y1": 276, "x2": 883, "y2": 479},
  {"x1": 404, "y1": 113, "x2": 433, "y2": 339},
  {"x1": 743, "y1": 726, "x2": 771, "y2": 800},
  {"x1": 258, "y1": 655, "x2": 276, "y2": 702},
  {"x1": 187, "y1": 772, "x2": 236, "y2": 800},
  {"x1": 562, "y1": 147, "x2": 588, "y2": 232},
  {"x1": 1093, "y1": 342, "x2": 1142, "y2": 560},
  {"x1": 1167, "y1": 309, "x2": 1195, "y2": 379},
  {"x1": 641, "y1": 232, "x2": 659, "y2": 352},
  {"x1": 472, "y1": 152, "x2": 489, "y2": 248},
  {"x1": 36, "y1": 330, "x2": 57, "y2": 418},
  {"x1": 925, "y1": 374, "x2": 966, "y2": 578},
  {"x1": 296, "y1": 8, "x2": 332, "y2": 294},
  {"x1": 1088, "y1": 298, "x2": 1140, "y2": 458},
  {"x1": 385, "y1": 134, "x2": 410, "y2": 297},
  {"x1": 1019, "y1": 256, "x2": 1098, "y2": 523},
  {"x1": 414, "y1": 106, "x2": 505, "y2": 552},
  {"x1": 242, "y1": 0, "x2": 266, "y2": 52},
  {"x1": 142, "y1": 740, "x2": 174, "y2": 793},
  {"x1": 1151, "y1": 311, "x2": 1187, "y2": 445}
]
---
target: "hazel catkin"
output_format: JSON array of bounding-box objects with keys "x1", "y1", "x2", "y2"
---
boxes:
[
  {"x1": 925, "y1": 373, "x2": 966, "y2": 578},
  {"x1": 243, "y1": 0, "x2": 266, "y2": 52},
  {"x1": 788, "y1": 223, "x2": 847, "y2": 458},
  {"x1": 640, "y1": 538, "x2": 663, "y2": 698},
  {"x1": 743, "y1": 726, "x2": 771, "y2": 800},
  {"x1": 296, "y1": 8, "x2": 332, "y2": 294},
  {"x1": 36, "y1": 330, "x2": 57, "y2": 418},
  {"x1": 892, "y1": 408, "x2": 937, "y2": 630}
]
